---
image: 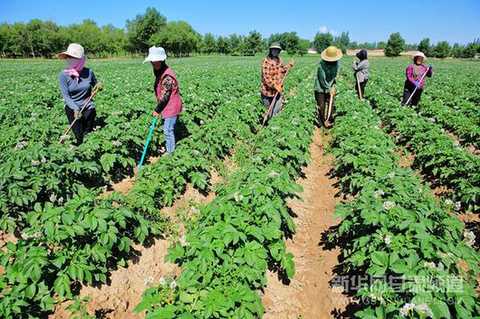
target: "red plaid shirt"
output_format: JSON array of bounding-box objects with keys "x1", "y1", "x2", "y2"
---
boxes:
[{"x1": 261, "y1": 57, "x2": 292, "y2": 97}]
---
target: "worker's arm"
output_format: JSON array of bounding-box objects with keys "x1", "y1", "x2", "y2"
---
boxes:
[
  {"x1": 58, "y1": 73, "x2": 79, "y2": 112},
  {"x1": 426, "y1": 65, "x2": 433, "y2": 77},
  {"x1": 406, "y1": 65, "x2": 416, "y2": 84},
  {"x1": 90, "y1": 70, "x2": 97, "y2": 88},
  {"x1": 154, "y1": 75, "x2": 174, "y2": 114},
  {"x1": 317, "y1": 65, "x2": 332, "y2": 91}
]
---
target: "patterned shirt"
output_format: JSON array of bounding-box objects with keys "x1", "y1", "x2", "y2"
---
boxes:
[
  {"x1": 261, "y1": 57, "x2": 291, "y2": 97},
  {"x1": 155, "y1": 75, "x2": 176, "y2": 113}
]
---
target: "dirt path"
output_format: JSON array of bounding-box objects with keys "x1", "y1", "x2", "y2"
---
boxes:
[{"x1": 262, "y1": 128, "x2": 349, "y2": 319}]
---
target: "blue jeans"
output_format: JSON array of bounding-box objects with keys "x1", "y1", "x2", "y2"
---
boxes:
[{"x1": 163, "y1": 116, "x2": 177, "y2": 153}]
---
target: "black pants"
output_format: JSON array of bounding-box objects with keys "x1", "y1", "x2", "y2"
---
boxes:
[
  {"x1": 401, "y1": 80, "x2": 423, "y2": 106},
  {"x1": 355, "y1": 79, "x2": 368, "y2": 98},
  {"x1": 314, "y1": 91, "x2": 335, "y2": 127},
  {"x1": 65, "y1": 106, "x2": 96, "y2": 145}
]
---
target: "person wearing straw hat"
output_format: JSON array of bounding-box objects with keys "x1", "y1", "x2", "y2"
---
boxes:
[
  {"x1": 144, "y1": 46, "x2": 183, "y2": 154},
  {"x1": 314, "y1": 45, "x2": 342, "y2": 128},
  {"x1": 401, "y1": 51, "x2": 433, "y2": 106},
  {"x1": 58, "y1": 43, "x2": 97, "y2": 145},
  {"x1": 260, "y1": 42, "x2": 294, "y2": 121}
]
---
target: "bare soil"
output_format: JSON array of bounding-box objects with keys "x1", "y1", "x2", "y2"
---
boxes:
[{"x1": 262, "y1": 129, "x2": 349, "y2": 319}]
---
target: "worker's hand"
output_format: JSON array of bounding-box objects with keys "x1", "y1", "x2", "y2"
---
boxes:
[
  {"x1": 152, "y1": 111, "x2": 161, "y2": 117},
  {"x1": 428, "y1": 65, "x2": 433, "y2": 72},
  {"x1": 275, "y1": 84, "x2": 283, "y2": 93},
  {"x1": 74, "y1": 111, "x2": 82, "y2": 120},
  {"x1": 414, "y1": 80, "x2": 420, "y2": 88},
  {"x1": 288, "y1": 59, "x2": 295, "y2": 67},
  {"x1": 330, "y1": 87, "x2": 336, "y2": 96}
]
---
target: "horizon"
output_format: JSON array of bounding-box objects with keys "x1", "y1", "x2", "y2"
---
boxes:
[{"x1": 1, "y1": 0, "x2": 479, "y2": 45}]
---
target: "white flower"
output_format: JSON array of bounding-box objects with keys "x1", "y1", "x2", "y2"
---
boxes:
[
  {"x1": 383, "y1": 201, "x2": 396, "y2": 210},
  {"x1": 233, "y1": 192, "x2": 243, "y2": 202},
  {"x1": 159, "y1": 277, "x2": 167, "y2": 286},
  {"x1": 374, "y1": 190, "x2": 385, "y2": 198},
  {"x1": 454, "y1": 202, "x2": 462, "y2": 211},
  {"x1": 424, "y1": 261, "x2": 436, "y2": 269},
  {"x1": 399, "y1": 303, "x2": 416, "y2": 317},
  {"x1": 58, "y1": 197, "x2": 64, "y2": 204},
  {"x1": 464, "y1": 230, "x2": 476, "y2": 247},
  {"x1": 179, "y1": 234, "x2": 188, "y2": 247},
  {"x1": 41, "y1": 157, "x2": 47, "y2": 164},
  {"x1": 200, "y1": 120, "x2": 205, "y2": 125},
  {"x1": 387, "y1": 172, "x2": 395, "y2": 179},
  {"x1": 384, "y1": 235, "x2": 392, "y2": 245},
  {"x1": 428, "y1": 117, "x2": 436, "y2": 123},
  {"x1": 31, "y1": 160, "x2": 40, "y2": 166},
  {"x1": 444, "y1": 199, "x2": 453, "y2": 206},
  {"x1": 112, "y1": 140, "x2": 122, "y2": 147},
  {"x1": 169, "y1": 280, "x2": 177, "y2": 290},
  {"x1": 15, "y1": 141, "x2": 28, "y2": 150},
  {"x1": 415, "y1": 304, "x2": 433, "y2": 317},
  {"x1": 49, "y1": 193, "x2": 57, "y2": 203}
]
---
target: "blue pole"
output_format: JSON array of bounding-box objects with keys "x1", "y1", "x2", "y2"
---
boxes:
[{"x1": 137, "y1": 116, "x2": 158, "y2": 170}]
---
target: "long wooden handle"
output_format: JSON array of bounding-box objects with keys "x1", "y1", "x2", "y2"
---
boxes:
[{"x1": 60, "y1": 84, "x2": 101, "y2": 142}]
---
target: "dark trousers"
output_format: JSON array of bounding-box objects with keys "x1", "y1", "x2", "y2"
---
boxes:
[
  {"x1": 355, "y1": 79, "x2": 368, "y2": 98},
  {"x1": 65, "y1": 106, "x2": 96, "y2": 145},
  {"x1": 314, "y1": 91, "x2": 335, "y2": 127},
  {"x1": 401, "y1": 80, "x2": 423, "y2": 106}
]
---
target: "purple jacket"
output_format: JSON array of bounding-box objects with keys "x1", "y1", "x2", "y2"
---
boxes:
[{"x1": 406, "y1": 64, "x2": 433, "y2": 89}]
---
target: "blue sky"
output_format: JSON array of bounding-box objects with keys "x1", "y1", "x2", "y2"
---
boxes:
[{"x1": 1, "y1": 0, "x2": 479, "y2": 44}]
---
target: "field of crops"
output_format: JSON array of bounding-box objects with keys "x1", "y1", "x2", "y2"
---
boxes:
[{"x1": 0, "y1": 56, "x2": 479, "y2": 318}]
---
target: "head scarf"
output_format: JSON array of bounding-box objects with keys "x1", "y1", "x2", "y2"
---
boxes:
[
  {"x1": 64, "y1": 56, "x2": 86, "y2": 78},
  {"x1": 356, "y1": 49, "x2": 368, "y2": 61}
]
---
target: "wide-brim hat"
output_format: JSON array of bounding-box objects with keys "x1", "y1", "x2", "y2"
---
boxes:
[
  {"x1": 413, "y1": 51, "x2": 426, "y2": 60},
  {"x1": 321, "y1": 46, "x2": 343, "y2": 62},
  {"x1": 143, "y1": 46, "x2": 167, "y2": 63},
  {"x1": 269, "y1": 42, "x2": 282, "y2": 50},
  {"x1": 58, "y1": 43, "x2": 84, "y2": 59}
]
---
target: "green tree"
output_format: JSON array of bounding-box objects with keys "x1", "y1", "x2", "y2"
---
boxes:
[
  {"x1": 150, "y1": 21, "x2": 200, "y2": 57},
  {"x1": 201, "y1": 33, "x2": 217, "y2": 54},
  {"x1": 243, "y1": 31, "x2": 263, "y2": 56},
  {"x1": 417, "y1": 38, "x2": 432, "y2": 57},
  {"x1": 216, "y1": 36, "x2": 229, "y2": 54},
  {"x1": 126, "y1": 7, "x2": 167, "y2": 53},
  {"x1": 384, "y1": 32, "x2": 405, "y2": 57},
  {"x1": 333, "y1": 31, "x2": 350, "y2": 53},
  {"x1": 433, "y1": 41, "x2": 451, "y2": 58},
  {"x1": 227, "y1": 34, "x2": 243, "y2": 55},
  {"x1": 313, "y1": 32, "x2": 333, "y2": 52}
]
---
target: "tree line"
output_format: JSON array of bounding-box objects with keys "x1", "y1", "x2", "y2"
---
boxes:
[{"x1": 1, "y1": 7, "x2": 479, "y2": 59}]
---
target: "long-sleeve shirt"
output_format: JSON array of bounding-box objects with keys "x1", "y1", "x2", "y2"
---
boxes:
[
  {"x1": 58, "y1": 68, "x2": 97, "y2": 112},
  {"x1": 352, "y1": 60, "x2": 369, "y2": 82},
  {"x1": 154, "y1": 75, "x2": 175, "y2": 113},
  {"x1": 406, "y1": 64, "x2": 433, "y2": 89},
  {"x1": 314, "y1": 60, "x2": 339, "y2": 93},
  {"x1": 261, "y1": 57, "x2": 291, "y2": 97}
]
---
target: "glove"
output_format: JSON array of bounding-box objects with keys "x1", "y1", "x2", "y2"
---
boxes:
[
  {"x1": 428, "y1": 65, "x2": 433, "y2": 71},
  {"x1": 152, "y1": 110, "x2": 161, "y2": 117},
  {"x1": 74, "y1": 111, "x2": 82, "y2": 120},
  {"x1": 275, "y1": 84, "x2": 283, "y2": 93},
  {"x1": 414, "y1": 80, "x2": 420, "y2": 88}
]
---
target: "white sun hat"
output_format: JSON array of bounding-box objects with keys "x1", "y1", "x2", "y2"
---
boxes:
[
  {"x1": 143, "y1": 46, "x2": 167, "y2": 63},
  {"x1": 58, "y1": 43, "x2": 85, "y2": 59},
  {"x1": 413, "y1": 51, "x2": 426, "y2": 59}
]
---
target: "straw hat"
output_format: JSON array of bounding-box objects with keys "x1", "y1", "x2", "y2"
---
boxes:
[
  {"x1": 321, "y1": 46, "x2": 343, "y2": 62},
  {"x1": 413, "y1": 51, "x2": 426, "y2": 60},
  {"x1": 143, "y1": 46, "x2": 167, "y2": 63},
  {"x1": 58, "y1": 43, "x2": 84, "y2": 59},
  {"x1": 269, "y1": 42, "x2": 282, "y2": 50}
]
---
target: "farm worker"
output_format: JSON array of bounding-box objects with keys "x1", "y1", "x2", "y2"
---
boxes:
[
  {"x1": 261, "y1": 42, "x2": 294, "y2": 122},
  {"x1": 58, "y1": 43, "x2": 97, "y2": 145},
  {"x1": 314, "y1": 46, "x2": 342, "y2": 128},
  {"x1": 352, "y1": 49, "x2": 369, "y2": 99},
  {"x1": 401, "y1": 51, "x2": 433, "y2": 106},
  {"x1": 144, "y1": 46, "x2": 183, "y2": 154}
]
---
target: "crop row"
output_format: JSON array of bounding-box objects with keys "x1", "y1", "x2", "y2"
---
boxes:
[
  {"x1": 330, "y1": 85, "x2": 480, "y2": 318},
  {"x1": 367, "y1": 76, "x2": 480, "y2": 212},
  {"x1": 134, "y1": 65, "x2": 317, "y2": 318}
]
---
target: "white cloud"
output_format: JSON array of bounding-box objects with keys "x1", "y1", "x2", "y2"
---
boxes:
[{"x1": 319, "y1": 25, "x2": 338, "y2": 36}]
